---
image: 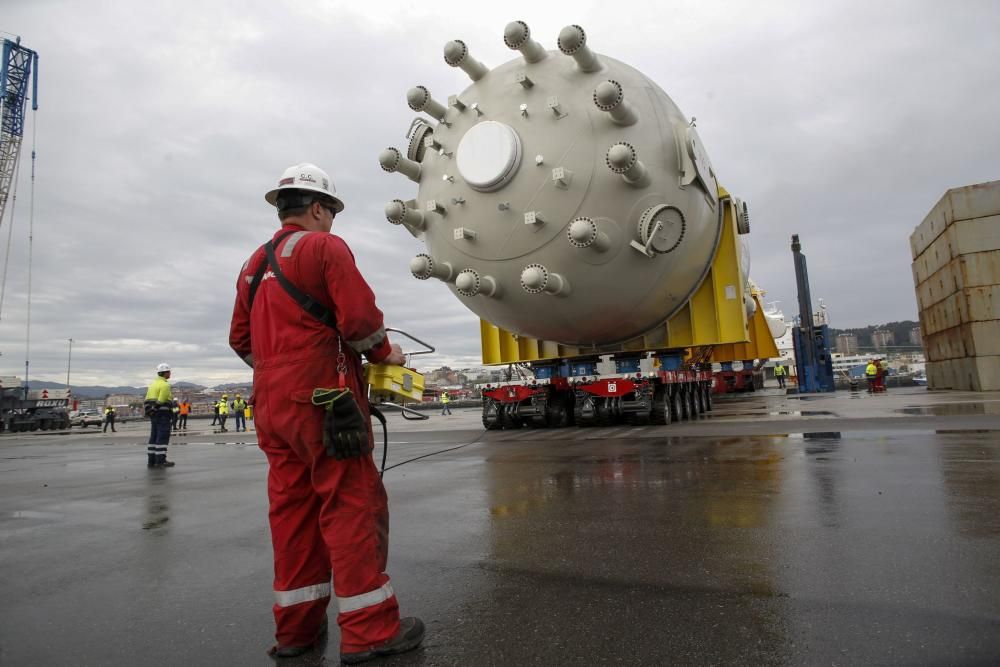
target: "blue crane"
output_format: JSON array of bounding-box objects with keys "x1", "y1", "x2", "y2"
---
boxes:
[{"x1": 0, "y1": 36, "x2": 38, "y2": 228}]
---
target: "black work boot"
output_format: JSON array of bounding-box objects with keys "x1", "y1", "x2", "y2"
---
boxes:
[
  {"x1": 147, "y1": 454, "x2": 157, "y2": 468},
  {"x1": 340, "y1": 617, "x2": 425, "y2": 665},
  {"x1": 268, "y1": 617, "x2": 328, "y2": 660}
]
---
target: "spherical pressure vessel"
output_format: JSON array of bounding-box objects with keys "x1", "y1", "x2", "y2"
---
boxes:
[{"x1": 383, "y1": 22, "x2": 724, "y2": 346}]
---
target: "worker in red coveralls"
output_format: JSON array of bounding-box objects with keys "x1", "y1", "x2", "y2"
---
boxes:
[{"x1": 229, "y1": 163, "x2": 425, "y2": 663}]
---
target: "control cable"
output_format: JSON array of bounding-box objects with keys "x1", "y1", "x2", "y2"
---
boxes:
[{"x1": 372, "y1": 413, "x2": 488, "y2": 477}]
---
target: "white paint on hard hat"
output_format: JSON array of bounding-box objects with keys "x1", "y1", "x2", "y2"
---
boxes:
[
  {"x1": 265, "y1": 163, "x2": 345, "y2": 213},
  {"x1": 456, "y1": 121, "x2": 522, "y2": 192}
]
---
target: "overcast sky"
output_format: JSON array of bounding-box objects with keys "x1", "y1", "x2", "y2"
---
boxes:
[{"x1": 0, "y1": 0, "x2": 997, "y2": 388}]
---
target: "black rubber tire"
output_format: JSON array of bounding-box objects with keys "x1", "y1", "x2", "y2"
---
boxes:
[
  {"x1": 669, "y1": 388, "x2": 683, "y2": 422},
  {"x1": 678, "y1": 387, "x2": 690, "y2": 420},
  {"x1": 482, "y1": 401, "x2": 502, "y2": 430},
  {"x1": 545, "y1": 398, "x2": 570, "y2": 428},
  {"x1": 688, "y1": 384, "x2": 700, "y2": 417},
  {"x1": 650, "y1": 386, "x2": 671, "y2": 425},
  {"x1": 703, "y1": 383, "x2": 713, "y2": 411},
  {"x1": 594, "y1": 398, "x2": 614, "y2": 426}
]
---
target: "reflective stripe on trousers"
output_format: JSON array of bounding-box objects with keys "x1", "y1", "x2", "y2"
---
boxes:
[
  {"x1": 275, "y1": 581, "x2": 394, "y2": 614},
  {"x1": 275, "y1": 582, "x2": 332, "y2": 608}
]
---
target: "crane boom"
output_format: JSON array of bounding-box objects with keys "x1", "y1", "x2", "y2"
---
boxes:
[{"x1": 0, "y1": 37, "x2": 38, "y2": 228}]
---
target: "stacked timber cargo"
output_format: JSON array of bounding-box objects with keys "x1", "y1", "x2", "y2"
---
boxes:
[{"x1": 910, "y1": 180, "x2": 1000, "y2": 390}]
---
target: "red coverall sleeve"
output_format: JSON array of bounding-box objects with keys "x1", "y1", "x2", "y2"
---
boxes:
[
  {"x1": 319, "y1": 236, "x2": 392, "y2": 363},
  {"x1": 229, "y1": 256, "x2": 255, "y2": 366}
]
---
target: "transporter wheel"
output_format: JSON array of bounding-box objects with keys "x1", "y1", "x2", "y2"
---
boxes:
[
  {"x1": 482, "y1": 400, "x2": 503, "y2": 430},
  {"x1": 669, "y1": 388, "x2": 683, "y2": 422},
  {"x1": 703, "y1": 382, "x2": 713, "y2": 411},
  {"x1": 39, "y1": 419, "x2": 51, "y2": 431},
  {"x1": 688, "y1": 384, "x2": 700, "y2": 417},
  {"x1": 677, "y1": 387, "x2": 690, "y2": 420},
  {"x1": 574, "y1": 394, "x2": 596, "y2": 427},
  {"x1": 545, "y1": 398, "x2": 570, "y2": 428},
  {"x1": 500, "y1": 405, "x2": 522, "y2": 430},
  {"x1": 594, "y1": 397, "x2": 614, "y2": 427},
  {"x1": 650, "y1": 386, "x2": 671, "y2": 425}
]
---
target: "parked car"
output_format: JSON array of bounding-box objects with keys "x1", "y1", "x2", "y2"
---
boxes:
[{"x1": 70, "y1": 409, "x2": 103, "y2": 428}]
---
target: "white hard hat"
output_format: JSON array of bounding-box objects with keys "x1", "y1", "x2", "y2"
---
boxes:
[
  {"x1": 265, "y1": 163, "x2": 345, "y2": 213},
  {"x1": 157, "y1": 363, "x2": 171, "y2": 373}
]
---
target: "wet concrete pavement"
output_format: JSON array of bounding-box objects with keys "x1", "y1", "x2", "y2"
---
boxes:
[{"x1": 2, "y1": 387, "x2": 1000, "y2": 665}]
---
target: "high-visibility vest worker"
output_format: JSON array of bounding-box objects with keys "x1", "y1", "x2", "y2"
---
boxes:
[
  {"x1": 441, "y1": 393, "x2": 450, "y2": 404},
  {"x1": 219, "y1": 396, "x2": 230, "y2": 414},
  {"x1": 233, "y1": 396, "x2": 247, "y2": 412},
  {"x1": 179, "y1": 402, "x2": 191, "y2": 415},
  {"x1": 145, "y1": 365, "x2": 175, "y2": 467},
  {"x1": 865, "y1": 363, "x2": 877, "y2": 377},
  {"x1": 773, "y1": 364, "x2": 786, "y2": 376},
  {"x1": 146, "y1": 375, "x2": 174, "y2": 407}
]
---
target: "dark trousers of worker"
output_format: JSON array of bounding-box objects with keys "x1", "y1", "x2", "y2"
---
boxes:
[
  {"x1": 441, "y1": 403, "x2": 451, "y2": 415},
  {"x1": 255, "y1": 359, "x2": 400, "y2": 653},
  {"x1": 776, "y1": 375, "x2": 785, "y2": 388},
  {"x1": 219, "y1": 414, "x2": 228, "y2": 431},
  {"x1": 178, "y1": 414, "x2": 187, "y2": 430},
  {"x1": 104, "y1": 416, "x2": 116, "y2": 433},
  {"x1": 147, "y1": 412, "x2": 172, "y2": 465},
  {"x1": 211, "y1": 412, "x2": 219, "y2": 425},
  {"x1": 234, "y1": 413, "x2": 246, "y2": 431}
]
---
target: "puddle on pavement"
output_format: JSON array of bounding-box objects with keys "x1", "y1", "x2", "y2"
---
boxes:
[
  {"x1": 708, "y1": 410, "x2": 835, "y2": 418},
  {"x1": 899, "y1": 404, "x2": 991, "y2": 416}
]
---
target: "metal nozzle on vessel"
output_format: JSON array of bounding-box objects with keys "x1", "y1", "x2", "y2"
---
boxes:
[
  {"x1": 406, "y1": 86, "x2": 449, "y2": 123},
  {"x1": 444, "y1": 40, "x2": 490, "y2": 81},
  {"x1": 385, "y1": 199, "x2": 426, "y2": 229},
  {"x1": 410, "y1": 253, "x2": 454, "y2": 282},
  {"x1": 379, "y1": 147, "x2": 421, "y2": 183},
  {"x1": 606, "y1": 143, "x2": 649, "y2": 188},
  {"x1": 593, "y1": 80, "x2": 638, "y2": 126},
  {"x1": 520, "y1": 264, "x2": 571, "y2": 296},
  {"x1": 557, "y1": 25, "x2": 601, "y2": 72},
  {"x1": 567, "y1": 217, "x2": 611, "y2": 252},
  {"x1": 503, "y1": 20, "x2": 547, "y2": 63}
]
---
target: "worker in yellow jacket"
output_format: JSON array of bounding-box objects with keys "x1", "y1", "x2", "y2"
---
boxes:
[
  {"x1": 865, "y1": 361, "x2": 878, "y2": 394},
  {"x1": 144, "y1": 363, "x2": 175, "y2": 467},
  {"x1": 218, "y1": 394, "x2": 230, "y2": 432}
]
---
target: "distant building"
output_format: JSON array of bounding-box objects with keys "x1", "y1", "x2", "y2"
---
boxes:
[
  {"x1": 909, "y1": 326, "x2": 923, "y2": 347},
  {"x1": 835, "y1": 333, "x2": 858, "y2": 355},
  {"x1": 106, "y1": 392, "x2": 141, "y2": 406},
  {"x1": 872, "y1": 329, "x2": 895, "y2": 350}
]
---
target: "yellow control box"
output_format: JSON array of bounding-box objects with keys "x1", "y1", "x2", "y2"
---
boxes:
[{"x1": 365, "y1": 364, "x2": 425, "y2": 403}]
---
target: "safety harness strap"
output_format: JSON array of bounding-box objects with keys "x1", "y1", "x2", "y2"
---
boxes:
[
  {"x1": 261, "y1": 237, "x2": 339, "y2": 331},
  {"x1": 247, "y1": 229, "x2": 298, "y2": 310}
]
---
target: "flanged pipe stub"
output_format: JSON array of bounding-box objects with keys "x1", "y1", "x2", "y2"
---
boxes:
[
  {"x1": 385, "y1": 199, "x2": 425, "y2": 229},
  {"x1": 520, "y1": 263, "x2": 570, "y2": 296},
  {"x1": 568, "y1": 217, "x2": 610, "y2": 252},
  {"x1": 593, "y1": 80, "x2": 637, "y2": 125},
  {"x1": 379, "y1": 147, "x2": 421, "y2": 183},
  {"x1": 557, "y1": 24, "x2": 601, "y2": 72},
  {"x1": 406, "y1": 85, "x2": 448, "y2": 122},
  {"x1": 606, "y1": 142, "x2": 649, "y2": 187},
  {"x1": 444, "y1": 39, "x2": 490, "y2": 81},
  {"x1": 410, "y1": 253, "x2": 453, "y2": 282},
  {"x1": 503, "y1": 20, "x2": 547, "y2": 63}
]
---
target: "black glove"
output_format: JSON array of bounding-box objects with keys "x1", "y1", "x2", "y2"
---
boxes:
[{"x1": 312, "y1": 387, "x2": 370, "y2": 460}]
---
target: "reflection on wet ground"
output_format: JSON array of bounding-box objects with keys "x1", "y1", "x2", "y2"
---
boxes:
[{"x1": 2, "y1": 392, "x2": 1000, "y2": 665}]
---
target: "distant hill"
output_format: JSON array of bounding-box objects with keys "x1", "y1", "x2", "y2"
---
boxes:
[{"x1": 25, "y1": 380, "x2": 206, "y2": 399}]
